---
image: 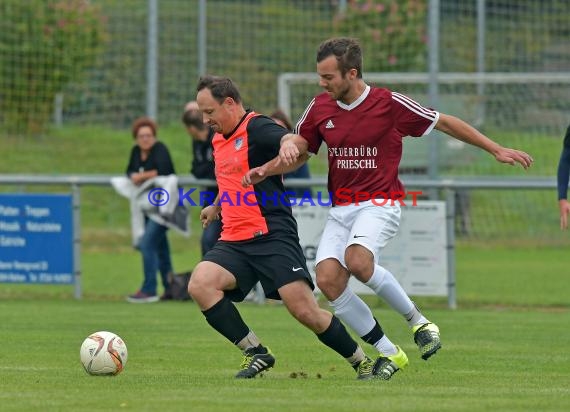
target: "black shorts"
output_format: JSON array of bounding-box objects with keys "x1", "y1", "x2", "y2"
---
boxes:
[{"x1": 202, "y1": 231, "x2": 314, "y2": 302}]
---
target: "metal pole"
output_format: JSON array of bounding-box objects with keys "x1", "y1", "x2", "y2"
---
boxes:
[
  {"x1": 338, "y1": 0, "x2": 347, "y2": 15},
  {"x1": 198, "y1": 0, "x2": 207, "y2": 76},
  {"x1": 445, "y1": 189, "x2": 456, "y2": 309},
  {"x1": 146, "y1": 0, "x2": 158, "y2": 120},
  {"x1": 53, "y1": 93, "x2": 63, "y2": 127},
  {"x1": 72, "y1": 185, "x2": 82, "y2": 299},
  {"x1": 277, "y1": 74, "x2": 292, "y2": 120},
  {"x1": 476, "y1": 0, "x2": 486, "y2": 128},
  {"x1": 427, "y1": 0, "x2": 440, "y2": 199}
]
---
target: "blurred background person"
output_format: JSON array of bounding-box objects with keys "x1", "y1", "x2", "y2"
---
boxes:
[
  {"x1": 270, "y1": 109, "x2": 313, "y2": 199},
  {"x1": 182, "y1": 101, "x2": 222, "y2": 256},
  {"x1": 125, "y1": 117, "x2": 176, "y2": 303},
  {"x1": 557, "y1": 124, "x2": 570, "y2": 230}
]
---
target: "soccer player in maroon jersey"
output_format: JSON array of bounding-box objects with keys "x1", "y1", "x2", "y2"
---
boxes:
[
  {"x1": 244, "y1": 37, "x2": 533, "y2": 377},
  {"x1": 187, "y1": 74, "x2": 398, "y2": 380}
]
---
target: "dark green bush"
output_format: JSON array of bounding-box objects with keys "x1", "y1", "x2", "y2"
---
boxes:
[
  {"x1": 334, "y1": 0, "x2": 428, "y2": 72},
  {"x1": 0, "y1": 0, "x2": 106, "y2": 135}
]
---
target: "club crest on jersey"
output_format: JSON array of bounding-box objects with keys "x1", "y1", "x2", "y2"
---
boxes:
[{"x1": 234, "y1": 137, "x2": 243, "y2": 150}]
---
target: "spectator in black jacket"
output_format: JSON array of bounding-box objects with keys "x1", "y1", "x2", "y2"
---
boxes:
[
  {"x1": 182, "y1": 102, "x2": 222, "y2": 255},
  {"x1": 557, "y1": 124, "x2": 570, "y2": 230}
]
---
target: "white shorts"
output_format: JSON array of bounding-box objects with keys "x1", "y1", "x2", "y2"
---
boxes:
[{"x1": 315, "y1": 200, "x2": 401, "y2": 268}]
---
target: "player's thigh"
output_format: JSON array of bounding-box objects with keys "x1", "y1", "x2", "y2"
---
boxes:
[
  {"x1": 200, "y1": 242, "x2": 258, "y2": 301},
  {"x1": 190, "y1": 261, "x2": 236, "y2": 291},
  {"x1": 348, "y1": 203, "x2": 401, "y2": 262},
  {"x1": 253, "y1": 235, "x2": 314, "y2": 300},
  {"x1": 253, "y1": 243, "x2": 315, "y2": 299},
  {"x1": 315, "y1": 214, "x2": 351, "y2": 268}
]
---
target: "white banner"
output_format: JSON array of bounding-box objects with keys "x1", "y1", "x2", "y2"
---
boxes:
[{"x1": 292, "y1": 201, "x2": 448, "y2": 296}]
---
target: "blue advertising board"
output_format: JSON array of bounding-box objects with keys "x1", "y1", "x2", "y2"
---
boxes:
[{"x1": 0, "y1": 194, "x2": 74, "y2": 284}]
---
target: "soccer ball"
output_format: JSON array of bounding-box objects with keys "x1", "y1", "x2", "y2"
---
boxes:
[{"x1": 80, "y1": 331, "x2": 128, "y2": 376}]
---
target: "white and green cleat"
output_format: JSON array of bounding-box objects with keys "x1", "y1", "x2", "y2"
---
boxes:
[
  {"x1": 413, "y1": 322, "x2": 441, "y2": 360},
  {"x1": 372, "y1": 346, "x2": 409, "y2": 380}
]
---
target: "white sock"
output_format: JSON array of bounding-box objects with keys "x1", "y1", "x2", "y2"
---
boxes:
[
  {"x1": 375, "y1": 335, "x2": 398, "y2": 356},
  {"x1": 404, "y1": 304, "x2": 429, "y2": 328},
  {"x1": 329, "y1": 287, "x2": 376, "y2": 337},
  {"x1": 236, "y1": 331, "x2": 260, "y2": 351},
  {"x1": 365, "y1": 265, "x2": 419, "y2": 319},
  {"x1": 347, "y1": 346, "x2": 367, "y2": 367}
]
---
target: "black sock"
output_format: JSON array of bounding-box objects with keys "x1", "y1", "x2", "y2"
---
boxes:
[
  {"x1": 361, "y1": 319, "x2": 385, "y2": 346},
  {"x1": 202, "y1": 297, "x2": 250, "y2": 345},
  {"x1": 248, "y1": 345, "x2": 267, "y2": 355},
  {"x1": 316, "y1": 315, "x2": 358, "y2": 358}
]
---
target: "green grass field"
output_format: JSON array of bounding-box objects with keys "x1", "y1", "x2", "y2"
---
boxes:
[
  {"x1": 1, "y1": 125, "x2": 569, "y2": 410},
  {"x1": 1, "y1": 298, "x2": 569, "y2": 412},
  {"x1": 1, "y1": 246, "x2": 569, "y2": 411}
]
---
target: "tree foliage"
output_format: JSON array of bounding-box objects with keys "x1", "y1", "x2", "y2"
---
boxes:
[
  {"x1": 334, "y1": 0, "x2": 428, "y2": 72},
  {"x1": 0, "y1": 0, "x2": 107, "y2": 135}
]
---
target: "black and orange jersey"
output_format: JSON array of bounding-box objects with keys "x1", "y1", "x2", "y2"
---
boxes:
[{"x1": 212, "y1": 110, "x2": 298, "y2": 241}]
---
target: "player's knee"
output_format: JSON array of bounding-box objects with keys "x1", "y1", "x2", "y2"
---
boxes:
[
  {"x1": 315, "y1": 274, "x2": 344, "y2": 300},
  {"x1": 187, "y1": 263, "x2": 209, "y2": 298},
  {"x1": 345, "y1": 248, "x2": 374, "y2": 277},
  {"x1": 345, "y1": 259, "x2": 371, "y2": 277}
]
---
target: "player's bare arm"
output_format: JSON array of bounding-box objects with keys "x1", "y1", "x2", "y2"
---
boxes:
[
  {"x1": 280, "y1": 133, "x2": 309, "y2": 166},
  {"x1": 559, "y1": 199, "x2": 570, "y2": 230},
  {"x1": 435, "y1": 113, "x2": 534, "y2": 169},
  {"x1": 242, "y1": 153, "x2": 309, "y2": 187}
]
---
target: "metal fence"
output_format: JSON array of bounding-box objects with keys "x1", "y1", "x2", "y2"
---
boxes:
[
  {"x1": 0, "y1": 173, "x2": 561, "y2": 302},
  {"x1": 1, "y1": 1, "x2": 568, "y2": 243},
  {"x1": 2, "y1": 0, "x2": 568, "y2": 130}
]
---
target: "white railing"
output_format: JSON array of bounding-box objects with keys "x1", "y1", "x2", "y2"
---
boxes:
[{"x1": 0, "y1": 174, "x2": 557, "y2": 307}]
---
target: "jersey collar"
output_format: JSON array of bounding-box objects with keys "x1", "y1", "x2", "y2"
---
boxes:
[
  {"x1": 223, "y1": 109, "x2": 252, "y2": 139},
  {"x1": 336, "y1": 85, "x2": 370, "y2": 111}
]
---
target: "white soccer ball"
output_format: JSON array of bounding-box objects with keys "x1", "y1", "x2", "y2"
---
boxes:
[{"x1": 80, "y1": 331, "x2": 128, "y2": 376}]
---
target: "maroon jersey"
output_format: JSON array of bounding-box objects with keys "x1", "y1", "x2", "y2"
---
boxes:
[
  {"x1": 213, "y1": 111, "x2": 298, "y2": 241},
  {"x1": 295, "y1": 86, "x2": 439, "y2": 205}
]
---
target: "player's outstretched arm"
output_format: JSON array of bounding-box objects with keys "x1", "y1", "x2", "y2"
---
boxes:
[
  {"x1": 435, "y1": 113, "x2": 534, "y2": 169},
  {"x1": 242, "y1": 153, "x2": 309, "y2": 187}
]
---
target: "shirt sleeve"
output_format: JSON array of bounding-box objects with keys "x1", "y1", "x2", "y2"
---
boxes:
[
  {"x1": 294, "y1": 98, "x2": 323, "y2": 155},
  {"x1": 125, "y1": 146, "x2": 139, "y2": 176},
  {"x1": 391, "y1": 91, "x2": 440, "y2": 137},
  {"x1": 557, "y1": 125, "x2": 570, "y2": 200},
  {"x1": 150, "y1": 142, "x2": 176, "y2": 175},
  {"x1": 247, "y1": 116, "x2": 288, "y2": 159}
]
